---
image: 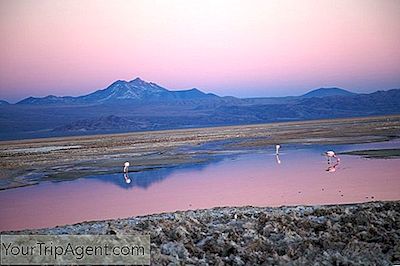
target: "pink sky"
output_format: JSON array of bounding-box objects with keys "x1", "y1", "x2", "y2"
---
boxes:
[{"x1": 0, "y1": 0, "x2": 399, "y2": 101}]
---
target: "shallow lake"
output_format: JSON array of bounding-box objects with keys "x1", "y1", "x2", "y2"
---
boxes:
[{"x1": 1, "y1": 140, "x2": 400, "y2": 231}]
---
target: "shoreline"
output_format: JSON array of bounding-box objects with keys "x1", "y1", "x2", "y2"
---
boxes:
[
  {"x1": 4, "y1": 200, "x2": 400, "y2": 264},
  {"x1": 1, "y1": 115, "x2": 400, "y2": 190}
]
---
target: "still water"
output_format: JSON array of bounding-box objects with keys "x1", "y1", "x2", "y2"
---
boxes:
[{"x1": 1, "y1": 141, "x2": 400, "y2": 231}]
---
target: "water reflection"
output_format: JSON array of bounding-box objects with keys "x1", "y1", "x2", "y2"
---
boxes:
[
  {"x1": 275, "y1": 154, "x2": 281, "y2": 164},
  {"x1": 326, "y1": 161, "x2": 340, "y2": 173},
  {"x1": 123, "y1": 173, "x2": 131, "y2": 184},
  {"x1": 89, "y1": 158, "x2": 225, "y2": 190},
  {"x1": 1, "y1": 141, "x2": 400, "y2": 231}
]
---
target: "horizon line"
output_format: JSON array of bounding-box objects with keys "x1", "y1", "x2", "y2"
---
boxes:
[{"x1": 1, "y1": 77, "x2": 399, "y2": 104}]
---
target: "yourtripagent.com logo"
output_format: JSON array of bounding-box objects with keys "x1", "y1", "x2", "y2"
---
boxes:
[{"x1": 0, "y1": 235, "x2": 150, "y2": 265}]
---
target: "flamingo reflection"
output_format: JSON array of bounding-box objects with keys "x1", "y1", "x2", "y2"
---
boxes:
[
  {"x1": 124, "y1": 173, "x2": 132, "y2": 184},
  {"x1": 326, "y1": 161, "x2": 340, "y2": 173},
  {"x1": 275, "y1": 154, "x2": 281, "y2": 164}
]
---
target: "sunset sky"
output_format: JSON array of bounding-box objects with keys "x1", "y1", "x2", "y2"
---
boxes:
[{"x1": 0, "y1": 0, "x2": 399, "y2": 102}]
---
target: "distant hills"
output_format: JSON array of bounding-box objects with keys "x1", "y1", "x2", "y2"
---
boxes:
[
  {"x1": 0, "y1": 100, "x2": 9, "y2": 105},
  {"x1": 0, "y1": 77, "x2": 399, "y2": 140},
  {"x1": 300, "y1": 87, "x2": 356, "y2": 98}
]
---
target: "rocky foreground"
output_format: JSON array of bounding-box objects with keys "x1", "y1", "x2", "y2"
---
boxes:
[{"x1": 9, "y1": 201, "x2": 400, "y2": 265}]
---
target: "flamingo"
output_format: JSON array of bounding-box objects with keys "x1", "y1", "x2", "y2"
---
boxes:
[
  {"x1": 325, "y1": 151, "x2": 340, "y2": 163},
  {"x1": 275, "y1": 144, "x2": 281, "y2": 155},
  {"x1": 123, "y1": 161, "x2": 130, "y2": 173}
]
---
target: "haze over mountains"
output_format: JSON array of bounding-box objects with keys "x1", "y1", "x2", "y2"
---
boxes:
[
  {"x1": 0, "y1": 77, "x2": 399, "y2": 140},
  {"x1": 300, "y1": 87, "x2": 356, "y2": 98}
]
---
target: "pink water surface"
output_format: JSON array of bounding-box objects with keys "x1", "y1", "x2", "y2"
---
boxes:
[{"x1": 1, "y1": 147, "x2": 399, "y2": 231}]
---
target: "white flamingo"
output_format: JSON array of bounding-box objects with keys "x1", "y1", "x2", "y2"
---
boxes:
[
  {"x1": 275, "y1": 144, "x2": 281, "y2": 155},
  {"x1": 123, "y1": 161, "x2": 130, "y2": 173},
  {"x1": 325, "y1": 151, "x2": 340, "y2": 163}
]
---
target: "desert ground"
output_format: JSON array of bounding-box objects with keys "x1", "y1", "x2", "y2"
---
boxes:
[{"x1": 1, "y1": 115, "x2": 400, "y2": 190}]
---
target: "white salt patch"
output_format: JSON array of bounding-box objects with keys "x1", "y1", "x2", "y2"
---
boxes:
[{"x1": 6, "y1": 145, "x2": 81, "y2": 153}]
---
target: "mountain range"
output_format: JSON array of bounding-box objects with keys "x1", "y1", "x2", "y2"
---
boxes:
[
  {"x1": 0, "y1": 77, "x2": 399, "y2": 140},
  {"x1": 16, "y1": 78, "x2": 219, "y2": 105}
]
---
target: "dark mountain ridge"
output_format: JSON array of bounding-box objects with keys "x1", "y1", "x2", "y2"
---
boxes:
[{"x1": 0, "y1": 78, "x2": 399, "y2": 140}]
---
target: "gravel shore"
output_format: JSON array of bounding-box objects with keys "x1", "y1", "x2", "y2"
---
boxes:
[{"x1": 7, "y1": 201, "x2": 400, "y2": 265}]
